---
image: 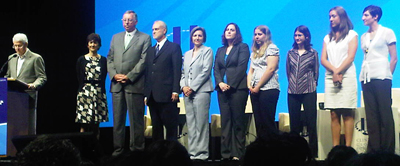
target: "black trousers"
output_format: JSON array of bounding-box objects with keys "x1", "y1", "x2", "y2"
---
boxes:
[
  {"x1": 288, "y1": 91, "x2": 318, "y2": 157},
  {"x1": 362, "y1": 79, "x2": 395, "y2": 153},
  {"x1": 217, "y1": 89, "x2": 248, "y2": 158},
  {"x1": 148, "y1": 94, "x2": 179, "y2": 141},
  {"x1": 250, "y1": 89, "x2": 280, "y2": 140}
]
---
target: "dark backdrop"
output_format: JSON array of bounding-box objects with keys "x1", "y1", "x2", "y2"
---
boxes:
[{"x1": 0, "y1": 0, "x2": 95, "y2": 134}]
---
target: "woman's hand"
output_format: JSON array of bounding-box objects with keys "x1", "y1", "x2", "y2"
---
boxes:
[
  {"x1": 249, "y1": 86, "x2": 260, "y2": 94},
  {"x1": 182, "y1": 86, "x2": 193, "y2": 97},
  {"x1": 219, "y1": 82, "x2": 230, "y2": 92},
  {"x1": 332, "y1": 70, "x2": 343, "y2": 86}
]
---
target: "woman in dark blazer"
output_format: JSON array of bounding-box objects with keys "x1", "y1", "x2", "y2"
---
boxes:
[
  {"x1": 214, "y1": 23, "x2": 250, "y2": 161},
  {"x1": 75, "y1": 33, "x2": 108, "y2": 139}
]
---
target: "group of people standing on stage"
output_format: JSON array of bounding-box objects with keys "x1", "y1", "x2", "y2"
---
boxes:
[{"x1": 69, "y1": 4, "x2": 397, "y2": 161}]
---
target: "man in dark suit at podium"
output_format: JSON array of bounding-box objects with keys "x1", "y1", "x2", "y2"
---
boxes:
[
  {"x1": 144, "y1": 20, "x2": 182, "y2": 141},
  {"x1": 5, "y1": 33, "x2": 47, "y2": 135}
]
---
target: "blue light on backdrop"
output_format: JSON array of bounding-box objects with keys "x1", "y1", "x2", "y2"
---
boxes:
[{"x1": 95, "y1": 0, "x2": 400, "y2": 127}]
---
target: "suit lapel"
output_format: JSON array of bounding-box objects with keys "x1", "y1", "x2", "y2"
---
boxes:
[
  {"x1": 158, "y1": 40, "x2": 168, "y2": 56},
  {"x1": 154, "y1": 40, "x2": 169, "y2": 61},
  {"x1": 151, "y1": 44, "x2": 158, "y2": 62},
  {"x1": 186, "y1": 49, "x2": 193, "y2": 66},
  {"x1": 189, "y1": 45, "x2": 204, "y2": 66},
  {"x1": 124, "y1": 31, "x2": 140, "y2": 52},
  {"x1": 225, "y1": 45, "x2": 237, "y2": 66},
  {"x1": 9, "y1": 57, "x2": 18, "y2": 78}
]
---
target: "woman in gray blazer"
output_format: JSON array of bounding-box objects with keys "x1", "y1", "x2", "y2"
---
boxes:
[{"x1": 180, "y1": 26, "x2": 214, "y2": 161}]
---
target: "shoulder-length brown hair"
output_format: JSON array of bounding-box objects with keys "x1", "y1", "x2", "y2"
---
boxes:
[
  {"x1": 329, "y1": 6, "x2": 353, "y2": 42},
  {"x1": 221, "y1": 23, "x2": 243, "y2": 46}
]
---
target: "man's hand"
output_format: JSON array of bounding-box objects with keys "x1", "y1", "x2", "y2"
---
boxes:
[
  {"x1": 27, "y1": 84, "x2": 35, "y2": 90},
  {"x1": 114, "y1": 74, "x2": 129, "y2": 83},
  {"x1": 171, "y1": 93, "x2": 179, "y2": 102}
]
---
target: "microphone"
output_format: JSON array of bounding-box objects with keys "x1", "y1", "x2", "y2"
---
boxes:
[{"x1": 0, "y1": 54, "x2": 17, "y2": 75}]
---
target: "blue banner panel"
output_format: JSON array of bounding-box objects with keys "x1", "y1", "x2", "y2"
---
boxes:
[
  {"x1": 0, "y1": 78, "x2": 7, "y2": 123},
  {"x1": 0, "y1": 77, "x2": 7, "y2": 155}
]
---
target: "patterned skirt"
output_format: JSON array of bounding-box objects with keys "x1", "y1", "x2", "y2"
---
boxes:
[{"x1": 75, "y1": 84, "x2": 108, "y2": 123}]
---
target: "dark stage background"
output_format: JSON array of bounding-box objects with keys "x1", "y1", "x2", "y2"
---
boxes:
[{"x1": 0, "y1": 0, "x2": 95, "y2": 134}]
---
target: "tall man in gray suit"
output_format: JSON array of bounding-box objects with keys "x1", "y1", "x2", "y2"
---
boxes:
[
  {"x1": 5, "y1": 33, "x2": 47, "y2": 135},
  {"x1": 144, "y1": 21, "x2": 182, "y2": 141},
  {"x1": 107, "y1": 10, "x2": 151, "y2": 156}
]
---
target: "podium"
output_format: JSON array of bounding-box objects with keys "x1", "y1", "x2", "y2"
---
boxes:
[{"x1": 0, "y1": 78, "x2": 30, "y2": 156}]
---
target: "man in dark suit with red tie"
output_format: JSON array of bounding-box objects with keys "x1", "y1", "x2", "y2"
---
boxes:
[{"x1": 144, "y1": 20, "x2": 182, "y2": 141}]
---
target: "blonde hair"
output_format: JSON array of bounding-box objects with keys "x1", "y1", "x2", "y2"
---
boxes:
[{"x1": 252, "y1": 25, "x2": 271, "y2": 59}]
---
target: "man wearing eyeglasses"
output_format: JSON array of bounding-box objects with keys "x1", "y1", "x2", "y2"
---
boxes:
[
  {"x1": 107, "y1": 10, "x2": 151, "y2": 156},
  {"x1": 5, "y1": 33, "x2": 47, "y2": 135}
]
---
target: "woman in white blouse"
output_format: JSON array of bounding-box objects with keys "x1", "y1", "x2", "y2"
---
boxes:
[
  {"x1": 247, "y1": 25, "x2": 280, "y2": 140},
  {"x1": 360, "y1": 5, "x2": 397, "y2": 153},
  {"x1": 320, "y1": 6, "x2": 358, "y2": 147}
]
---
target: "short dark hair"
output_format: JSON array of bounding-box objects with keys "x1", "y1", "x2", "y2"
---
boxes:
[
  {"x1": 145, "y1": 140, "x2": 192, "y2": 166},
  {"x1": 326, "y1": 145, "x2": 358, "y2": 166},
  {"x1": 242, "y1": 133, "x2": 312, "y2": 166},
  {"x1": 363, "y1": 5, "x2": 382, "y2": 22},
  {"x1": 345, "y1": 151, "x2": 400, "y2": 166},
  {"x1": 222, "y1": 23, "x2": 243, "y2": 46},
  {"x1": 292, "y1": 25, "x2": 313, "y2": 51},
  {"x1": 190, "y1": 26, "x2": 207, "y2": 43},
  {"x1": 87, "y1": 33, "x2": 102, "y2": 48}
]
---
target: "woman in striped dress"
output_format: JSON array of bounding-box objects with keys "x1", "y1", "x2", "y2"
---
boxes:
[{"x1": 286, "y1": 25, "x2": 319, "y2": 157}]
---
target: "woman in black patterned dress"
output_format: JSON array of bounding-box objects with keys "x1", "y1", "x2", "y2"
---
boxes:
[{"x1": 75, "y1": 33, "x2": 108, "y2": 138}]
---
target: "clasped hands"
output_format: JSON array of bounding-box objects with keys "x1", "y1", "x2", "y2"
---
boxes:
[
  {"x1": 144, "y1": 93, "x2": 179, "y2": 105},
  {"x1": 114, "y1": 74, "x2": 129, "y2": 83},
  {"x1": 249, "y1": 86, "x2": 260, "y2": 94},
  {"x1": 182, "y1": 86, "x2": 193, "y2": 97},
  {"x1": 219, "y1": 82, "x2": 230, "y2": 92},
  {"x1": 332, "y1": 70, "x2": 343, "y2": 87}
]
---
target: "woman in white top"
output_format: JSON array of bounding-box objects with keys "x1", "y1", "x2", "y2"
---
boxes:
[
  {"x1": 247, "y1": 25, "x2": 280, "y2": 140},
  {"x1": 360, "y1": 5, "x2": 397, "y2": 153},
  {"x1": 321, "y1": 6, "x2": 358, "y2": 147}
]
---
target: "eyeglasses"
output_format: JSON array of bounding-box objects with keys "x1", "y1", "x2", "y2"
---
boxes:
[
  {"x1": 12, "y1": 45, "x2": 24, "y2": 49},
  {"x1": 121, "y1": 19, "x2": 136, "y2": 23}
]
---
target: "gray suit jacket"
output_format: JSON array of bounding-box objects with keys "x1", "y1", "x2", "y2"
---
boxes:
[
  {"x1": 180, "y1": 45, "x2": 213, "y2": 93},
  {"x1": 5, "y1": 49, "x2": 47, "y2": 99},
  {"x1": 107, "y1": 30, "x2": 151, "y2": 93}
]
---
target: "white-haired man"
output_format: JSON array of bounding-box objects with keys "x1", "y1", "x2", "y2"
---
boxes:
[{"x1": 5, "y1": 33, "x2": 47, "y2": 134}]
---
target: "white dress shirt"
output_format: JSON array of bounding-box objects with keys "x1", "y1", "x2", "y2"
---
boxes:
[{"x1": 17, "y1": 50, "x2": 28, "y2": 76}]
